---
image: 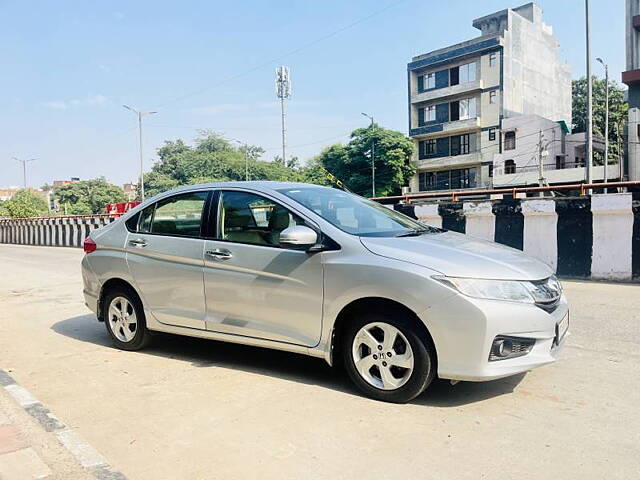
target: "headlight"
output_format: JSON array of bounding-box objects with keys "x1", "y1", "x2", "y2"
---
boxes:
[{"x1": 433, "y1": 275, "x2": 562, "y2": 305}]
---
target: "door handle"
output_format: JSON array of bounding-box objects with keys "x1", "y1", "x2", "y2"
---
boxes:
[
  {"x1": 129, "y1": 238, "x2": 148, "y2": 248},
  {"x1": 205, "y1": 248, "x2": 233, "y2": 260}
]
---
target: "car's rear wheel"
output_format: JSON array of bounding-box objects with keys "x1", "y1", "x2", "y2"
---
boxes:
[
  {"x1": 342, "y1": 313, "x2": 434, "y2": 403},
  {"x1": 103, "y1": 288, "x2": 151, "y2": 351}
]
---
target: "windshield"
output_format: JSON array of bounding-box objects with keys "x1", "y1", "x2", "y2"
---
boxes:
[{"x1": 278, "y1": 186, "x2": 433, "y2": 237}]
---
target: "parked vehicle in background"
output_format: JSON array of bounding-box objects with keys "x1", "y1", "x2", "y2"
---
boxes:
[{"x1": 81, "y1": 182, "x2": 568, "y2": 403}]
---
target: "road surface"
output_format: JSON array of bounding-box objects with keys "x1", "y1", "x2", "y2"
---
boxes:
[{"x1": 0, "y1": 244, "x2": 638, "y2": 479}]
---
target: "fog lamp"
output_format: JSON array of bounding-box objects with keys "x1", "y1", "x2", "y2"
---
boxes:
[{"x1": 489, "y1": 336, "x2": 535, "y2": 361}]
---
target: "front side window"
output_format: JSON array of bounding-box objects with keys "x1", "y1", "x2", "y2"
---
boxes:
[
  {"x1": 218, "y1": 191, "x2": 304, "y2": 247},
  {"x1": 489, "y1": 52, "x2": 497, "y2": 67},
  {"x1": 279, "y1": 187, "x2": 425, "y2": 237},
  {"x1": 151, "y1": 191, "x2": 207, "y2": 237}
]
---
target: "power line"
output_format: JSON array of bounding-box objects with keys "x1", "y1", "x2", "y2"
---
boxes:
[{"x1": 151, "y1": 0, "x2": 407, "y2": 109}]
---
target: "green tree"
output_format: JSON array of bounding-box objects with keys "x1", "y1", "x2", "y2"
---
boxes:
[
  {"x1": 54, "y1": 178, "x2": 126, "y2": 215},
  {"x1": 0, "y1": 200, "x2": 8, "y2": 217},
  {"x1": 144, "y1": 132, "x2": 303, "y2": 197},
  {"x1": 316, "y1": 124, "x2": 415, "y2": 197},
  {"x1": 4, "y1": 189, "x2": 49, "y2": 218},
  {"x1": 572, "y1": 76, "x2": 628, "y2": 162}
]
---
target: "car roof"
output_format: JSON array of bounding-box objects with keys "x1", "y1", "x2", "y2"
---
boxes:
[{"x1": 161, "y1": 181, "x2": 334, "y2": 195}]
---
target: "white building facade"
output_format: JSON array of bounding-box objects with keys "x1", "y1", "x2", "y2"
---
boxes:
[
  {"x1": 407, "y1": 3, "x2": 571, "y2": 193},
  {"x1": 492, "y1": 115, "x2": 614, "y2": 188}
]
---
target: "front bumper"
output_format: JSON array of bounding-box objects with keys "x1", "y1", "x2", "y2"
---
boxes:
[{"x1": 423, "y1": 292, "x2": 569, "y2": 382}]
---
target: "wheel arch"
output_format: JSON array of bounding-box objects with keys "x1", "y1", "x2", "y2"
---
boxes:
[
  {"x1": 329, "y1": 297, "x2": 438, "y2": 370},
  {"x1": 97, "y1": 277, "x2": 143, "y2": 322}
]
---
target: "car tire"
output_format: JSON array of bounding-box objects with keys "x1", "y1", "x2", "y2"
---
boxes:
[
  {"x1": 342, "y1": 312, "x2": 434, "y2": 403},
  {"x1": 102, "y1": 287, "x2": 151, "y2": 351}
]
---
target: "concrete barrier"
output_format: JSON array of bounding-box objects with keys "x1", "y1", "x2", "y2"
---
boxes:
[
  {"x1": 405, "y1": 193, "x2": 640, "y2": 281},
  {"x1": 0, "y1": 216, "x2": 115, "y2": 248}
]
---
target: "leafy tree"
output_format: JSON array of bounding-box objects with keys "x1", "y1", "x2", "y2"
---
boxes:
[
  {"x1": 316, "y1": 124, "x2": 415, "y2": 197},
  {"x1": 144, "y1": 132, "x2": 303, "y2": 197},
  {"x1": 4, "y1": 189, "x2": 49, "y2": 218},
  {"x1": 54, "y1": 178, "x2": 126, "y2": 215},
  {"x1": 572, "y1": 76, "x2": 628, "y2": 162},
  {"x1": 0, "y1": 200, "x2": 8, "y2": 217}
]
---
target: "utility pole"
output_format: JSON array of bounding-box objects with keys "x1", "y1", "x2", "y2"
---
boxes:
[
  {"x1": 123, "y1": 105, "x2": 157, "y2": 201},
  {"x1": 585, "y1": 0, "x2": 593, "y2": 185},
  {"x1": 537, "y1": 130, "x2": 547, "y2": 197},
  {"x1": 361, "y1": 112, "x2": 376, "y2": 197},
  {"x1": 12, "y1": 157, "x2": 36, "y2": 188},
  {"x1": 275, "y1": 66, "x2": 291, "y2": 165},
  {"x1": 232, "y1": 140, "x2": 249, "y2": 181},
  {"x1": 617, "y1": 121, "x2": 624, "y2": 182},
  {"x1": 597, "y1": 57, "x2": 609, "y2": 189}
]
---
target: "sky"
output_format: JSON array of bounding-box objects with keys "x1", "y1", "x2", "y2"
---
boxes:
[{"x1": 0, "y1": 0, "x2": 626, "y2": 188}]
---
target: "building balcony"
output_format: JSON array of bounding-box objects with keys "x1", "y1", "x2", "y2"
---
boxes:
[
  {"x1": 492, "y1": 162, "x2": 621, "y2": 187},
  {"x1": 410, "y1": 117, "x2": 480, "y2": 138},
  {"x1": 410, "y1": 79, "x2": 484, "y2": 104},
  {"x1": 415, "y1": 151, "x2": 482, "y2": 170}
]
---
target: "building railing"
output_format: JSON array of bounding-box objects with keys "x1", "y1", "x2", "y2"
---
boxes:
[{"x1": 373, "y1": 181, "x2": 640, "y2": 204}]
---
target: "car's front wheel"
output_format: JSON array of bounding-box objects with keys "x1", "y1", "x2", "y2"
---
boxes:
[
  {"x1": 342, "y1": 313, "x2": 434, "y2": 403},
  {"x1": 103, "y1": 288, "x2": 151, "y2": 351}
]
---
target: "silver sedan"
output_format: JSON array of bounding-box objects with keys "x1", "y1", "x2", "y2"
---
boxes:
[{"x1": 81, "y1": 182, "x2": 568, "y2": 403}]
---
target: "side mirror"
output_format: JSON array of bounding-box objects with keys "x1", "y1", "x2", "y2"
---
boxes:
[{"x1": 279, "y1": 225, "x2": 318, "y2": 250}]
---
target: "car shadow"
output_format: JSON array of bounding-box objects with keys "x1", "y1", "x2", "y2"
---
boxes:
[{"x1": 52, "y1": 314, "x2": 526, "y2": 407}]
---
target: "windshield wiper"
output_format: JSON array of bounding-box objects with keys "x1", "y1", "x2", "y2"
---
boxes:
[{"x1": 396, "y1": 227, "x2": 438, "y2": 237}]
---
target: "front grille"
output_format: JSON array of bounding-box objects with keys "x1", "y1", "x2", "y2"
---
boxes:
[{"x1": 531, "y1": 277, "x2": 562, "y2": 312}]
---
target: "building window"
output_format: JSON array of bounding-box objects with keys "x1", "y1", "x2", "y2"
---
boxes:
[
  {"x1": 418, "y1": 139, "x2": 437, "y2": 159},
  {"x1": 488, "y1": 164, "x2": 494, "y2": 177},
  {"x1": 504, "y1": 131, "x2": 516, "y2": 150},
  {"x1": 419, "y1": 168, "x2": 477, "y2": 191},
  {"x1": 489, "y1": 90, "x2": 497, "y2": 104},
  {"x1": 459, "y1": 62, "x2": 477, "y2": 83},
  {"x1": 489, "y1": 52, "x2": 497, "y2": 67},
  {"x1": 418, "y1": 106, "x2": 436, "y2": 126},
  {"x1": 459, "y1": 98, "x2": 477, "y2": 120},
  {"x1": 450, "y1": 134, "x2": 470, "y2": 156},
  {"x1": 418, "y1": 73, "x2": 435, "y2": 92},
  {"x1": 556, "y1": 155, "x2": 566, "y2": 169},
  {"x1": 488, "y1": 128, "x2": 496, "y2": 141},
  {"x1": 504, "y1": 159, "x2": 516, "y2": 174}
]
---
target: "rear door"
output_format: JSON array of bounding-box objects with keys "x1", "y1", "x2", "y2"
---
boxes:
[
  {"x1": 202, "y1": 189, "x2": 324, "y2": 346},
  {"x1": 126, "y1": 190, "x2": 210, "y2": 330}
]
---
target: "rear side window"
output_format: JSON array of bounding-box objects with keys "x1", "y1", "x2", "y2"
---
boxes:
[
  {"x1": 151, "y1": 192, "x2": 207, "y2": 237},
  {"x1": 138, "y1": 205, "x2": 154, "y2": 233}
]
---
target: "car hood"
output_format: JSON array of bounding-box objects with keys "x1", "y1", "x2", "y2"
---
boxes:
[{"x1": 360, "y1": 231, "x2": 553, "y2": 281}]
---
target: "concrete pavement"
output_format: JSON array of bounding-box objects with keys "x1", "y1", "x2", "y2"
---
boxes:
[{"x1": 0, "y1": 244, "x2": 638, "y2": 479}]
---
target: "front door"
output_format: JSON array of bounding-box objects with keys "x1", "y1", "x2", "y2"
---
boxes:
[
  {"x1": 203, "y1": 190, "x2": 323, "y2": 347},
  {"x1": 126, "y1": 191, "x2": 209, "y2": 330}
]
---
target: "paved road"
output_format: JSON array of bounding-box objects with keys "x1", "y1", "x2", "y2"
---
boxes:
[{"x1": 0, "y1": 244, "x2": 638, "y2": 479}]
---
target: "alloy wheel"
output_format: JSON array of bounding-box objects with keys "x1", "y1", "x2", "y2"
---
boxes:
[
  {"x1": 351, "y1": 322, "x2": 415, "y2": 390},
  {"x1": 108, "y1": 296, "x2": 138, "y2": 343}
]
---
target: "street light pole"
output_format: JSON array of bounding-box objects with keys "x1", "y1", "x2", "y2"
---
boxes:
[
  {"x1": 597, "y1": 57, "x2": 609, "y2": 188},
  {"x1": 361, "y1": 112, "x2": 376, "y2": 197},
  {"x1": 123, "y1": 105, "x2": 157, "y2": 201},
  {"x1": 12, "y1": 157, "x2": 36, "y2": 188},
  {"x1": 585, "y1": 0, "x2": 593, "y2": 184}
]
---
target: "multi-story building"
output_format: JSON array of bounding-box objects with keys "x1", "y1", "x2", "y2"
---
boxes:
[
  {"x1": 122, "y1": 183, "x2": 138, "y2": 201},
  {"x1": 622, "y1": 0, "x2": 640, "y2": 181},
  {"x1": 406, "y1": 2, "x2": 571, "y2": 193}
]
